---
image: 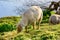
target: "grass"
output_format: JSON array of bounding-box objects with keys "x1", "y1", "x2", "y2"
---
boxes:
[
  {"x1": 0, "y1": 23, "x2": 60, "y2": 40},
  {"x1": 0, "y1": 16, "x2": 60, "y2": 40}
]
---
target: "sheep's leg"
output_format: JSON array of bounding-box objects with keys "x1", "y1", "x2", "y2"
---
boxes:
[
  {"x1": 37, "y1": 18, "x2": 42, "y2": 29},
  {"x1": 25, "y1": 26, "x2": 28, "y2": 33},
  {"x1": 37, "y1": 22, "x2": 40, "y2": 29},
  {"x1": 32, "y1": 21, "x2": 36, "y2": 29}
]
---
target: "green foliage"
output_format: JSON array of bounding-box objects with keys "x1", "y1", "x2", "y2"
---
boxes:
[
  {"x1": 0, "y1": 16, "x2": 21, "y2": 33},
  {"x1": 40, "y1": 32, "x2": 57, "y2": 40},
  {"x1": 0, "y1": 23, "x2": 16, "y2": 32},
  {"x1": 42, "y1": 9, "x2": 55, "y2": 23},
  {"x1": 43, "y1": 9, "x2": 51, "y2": 19}
]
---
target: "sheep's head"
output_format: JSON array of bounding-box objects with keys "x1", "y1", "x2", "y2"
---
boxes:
[{"x1": 17, "y1": 24, "x2": 22, "y2": 33}]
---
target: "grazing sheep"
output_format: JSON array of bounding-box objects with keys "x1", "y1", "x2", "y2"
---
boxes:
[
  {"x1": 17, "y1": 6, "x2": 43, "y2": 33},
  {"x1": 49, "y1": 14, "x2": 60, "y2": 25}
]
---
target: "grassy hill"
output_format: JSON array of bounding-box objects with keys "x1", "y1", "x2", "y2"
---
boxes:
[
  {"x1": 0, "y1": 16, "x2": 60, "y2": 40},
  {"x1": 0, "y1": 16, "x2": 21, "y2": 24}
]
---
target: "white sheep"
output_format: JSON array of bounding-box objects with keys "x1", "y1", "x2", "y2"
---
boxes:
[
  {"x1": 49, "y1": 14, "x2": 60, "y2": 25},
  {"x1": 17, "y1": 6, "x2": 43, "y2": 33}
]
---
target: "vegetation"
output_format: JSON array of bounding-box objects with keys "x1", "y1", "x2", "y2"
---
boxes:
[
  {"x1": 0, "y1": 23, "x2": 16, "y2": 32},
  {"x1": 42, "y1": 9, "x2": 55, "y2": 23},
  {"x1": 0, "y1": 23, "x2": 60, "y2": 40},
  {"x1": 0, "y1": 10, "x2": 60, "y2": 40}
]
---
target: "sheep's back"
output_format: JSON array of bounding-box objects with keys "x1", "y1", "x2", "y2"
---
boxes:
[
  {"x1": 49, "y1": 14, "x2": 60, "y2": 24},
  {"x1": 23, "y1": 6, "x2": 43, "y2": 22}
]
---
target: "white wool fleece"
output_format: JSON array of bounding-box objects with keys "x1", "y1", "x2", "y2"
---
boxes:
[
  {"x1": 19, "y1": 6, "x2": 43, "y2": 27},
  {"x1": 49, "y1": 14, "x2": 60, "y2": 24}
]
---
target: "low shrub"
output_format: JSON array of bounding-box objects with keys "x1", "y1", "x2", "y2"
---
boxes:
[
  {"x1": 42, "y1": 9, "x2": 55, "y2": 23},
  {"x1": 0, "y1": 23, "x2": 16, "y2": 32}
]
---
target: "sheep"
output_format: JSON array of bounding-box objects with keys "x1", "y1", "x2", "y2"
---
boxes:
[
  {"x1": 49, "y1": 14, "x2": 60, "y2": 25},
  {"x1": 56, "y1": 7, "x2": 60, "y2": 15},
  {"x1": 17, "y1": 6, "x2": 43, "y2": 33}
]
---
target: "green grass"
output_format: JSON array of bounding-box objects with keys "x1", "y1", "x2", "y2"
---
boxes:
[
  {"x1": 0, "y1": 16, "x2": 60, "y2": 40},
  {"x1": 0, "y1": 23, "x2": 60, "y2": 40}
]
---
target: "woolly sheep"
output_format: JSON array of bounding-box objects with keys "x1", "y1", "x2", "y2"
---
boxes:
[
  {"x1": 49, "y1": 14, "x2": 60, "y2": 25},
  {"x1": 17, "y1": 6, "x2": 43, "y2": 33}
]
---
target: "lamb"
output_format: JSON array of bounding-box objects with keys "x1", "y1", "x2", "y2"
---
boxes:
[
  {"x1": 17, "y1": 6, "x2": 43, "y2": 33},
  {"x1": 49, "y1": 14, "x2": 60, "y2": 25}
]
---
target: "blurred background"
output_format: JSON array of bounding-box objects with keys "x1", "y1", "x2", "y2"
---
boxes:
[{"x1": 0, "y1": 0, "x2": 60, "y2": 18}]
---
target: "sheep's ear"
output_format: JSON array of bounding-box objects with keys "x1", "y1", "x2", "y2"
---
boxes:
[{"x1": 17, "y1": 24, "x2": 22, "y2": 33}]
